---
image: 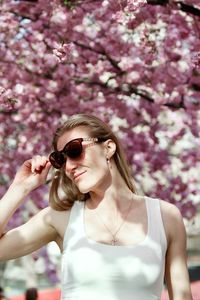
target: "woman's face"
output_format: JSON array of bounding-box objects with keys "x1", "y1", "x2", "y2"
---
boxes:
[{"x1": 57, "y1": 126, "x2": 111, "y2": 194}]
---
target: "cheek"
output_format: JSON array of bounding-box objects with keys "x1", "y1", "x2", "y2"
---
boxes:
[
  {"x1": 91, "y1": 158, "x2": 110, "y2": 182},
  {"x1": 90, "y1": 153, "x2": 107, "y2": 170},
  {"x1": 76, "y1": 159, "x2": 110, "y2": 193}
]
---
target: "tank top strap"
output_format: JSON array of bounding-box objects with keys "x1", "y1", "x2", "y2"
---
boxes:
[
  {"x1": 63, "y1": 200, "x2": 85, "y2": 251},
  {"x1": 145, "y1": 197, "x2": 167, "y2": 248}
]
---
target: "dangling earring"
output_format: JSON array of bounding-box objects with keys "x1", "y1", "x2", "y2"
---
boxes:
[{"x1": 106, "y1": 157, "x2": 112, "y2": 169}]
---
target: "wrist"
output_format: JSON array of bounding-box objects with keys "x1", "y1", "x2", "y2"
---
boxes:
[{"x1": 9, "y1": 182, "x2": 31, "y2": 197}]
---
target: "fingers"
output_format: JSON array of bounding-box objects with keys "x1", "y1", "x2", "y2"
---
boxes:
[{"x1": 31, "y1": 156, "x2": 50, "y2": 174}]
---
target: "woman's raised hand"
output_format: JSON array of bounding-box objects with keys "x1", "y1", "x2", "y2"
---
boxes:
[{"x1": 12, "y1": 156, "x2": 52, "y2": 192}]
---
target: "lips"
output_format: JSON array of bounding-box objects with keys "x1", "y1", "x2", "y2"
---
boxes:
[{"x1": 73, "y1": 171, "x2": 86, "y2": 180}]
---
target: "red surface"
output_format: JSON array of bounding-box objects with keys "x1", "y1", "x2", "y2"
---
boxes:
[
  {"x1": 10, "y1": 288, "x2": 60, "y2": 300},
  {"x1": 9, "y1": 282, "x2": 200, "y2": 300}
]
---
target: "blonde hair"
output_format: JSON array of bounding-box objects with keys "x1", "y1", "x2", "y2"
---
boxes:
[{"x1": 49, "y1": 114, "x2": 137, "y2": 210}]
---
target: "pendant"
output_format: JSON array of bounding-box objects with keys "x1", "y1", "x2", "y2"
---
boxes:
[{"x1": 111, "y1": 238, "x2": 117, "y2": 245}]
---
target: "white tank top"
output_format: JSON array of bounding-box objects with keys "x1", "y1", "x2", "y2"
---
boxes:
[{"x1": 61, "y1": 197, "x2": 167, "y2": 300}]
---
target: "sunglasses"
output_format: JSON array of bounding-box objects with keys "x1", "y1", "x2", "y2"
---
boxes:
[{"x1": 49, "y1": 137, "x2": 106, "y2": 169}]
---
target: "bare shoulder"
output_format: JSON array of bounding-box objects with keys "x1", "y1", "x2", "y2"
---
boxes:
[
  {"x1": 38, "y1": 205, "x2": 73, "y2": 251},
  {"x1": 159, "y1": 199, "x2": 185, "y2": 244},
  {"x1": 136, "y1": 195, "x2": 183, "y2": 223},
  {"x1": 30, "y1": 206, "x2": 68, "y2": 226},
  {"x1": 43, "y1": 205, "x2": 72, "y2": 240},
  {"x1": 40, "y1": 205, "x2": 70, "y2": 222},
  {"x1": 136, "y1": 194, "x2": 182, "y2": 222},
  {"x1": 159, "y1": 199, "x2": 183, "y2": 222}
]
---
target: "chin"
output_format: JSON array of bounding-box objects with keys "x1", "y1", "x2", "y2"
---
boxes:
[
  {"x1": 77, "y1": 184, "x2": 93, "y2": 194},
  {"x1": 76, "y1": 180, "x2": 98, "y2": 194},
  {"x1": 76, "y1": 174, "x2": 105, "y2": 194}
]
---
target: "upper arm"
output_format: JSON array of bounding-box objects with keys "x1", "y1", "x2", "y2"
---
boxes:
[
  {"x1": 161, "y1": 201, "x2": 192, "y2": 300},
  {"x1": 0, "y1": 207, "x2": 58, "y2": 261}
]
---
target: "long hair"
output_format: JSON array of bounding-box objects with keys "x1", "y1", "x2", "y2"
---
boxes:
[{"x1": 49, "y1": 114, "x2": 137, "y2": 210}]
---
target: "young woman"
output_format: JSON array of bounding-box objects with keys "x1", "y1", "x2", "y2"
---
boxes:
[{"x1": 0, "y1": 114, "x2": 192, "y2": 300}]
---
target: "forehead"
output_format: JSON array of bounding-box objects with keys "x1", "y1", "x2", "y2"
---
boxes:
[{"x1": 57, "y1": 126, "x2": 91, "y2": 150}]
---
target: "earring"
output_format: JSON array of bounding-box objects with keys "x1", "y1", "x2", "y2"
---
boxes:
[{"x1": 106, "y1": 157, "x2": 112, "y2": 169}]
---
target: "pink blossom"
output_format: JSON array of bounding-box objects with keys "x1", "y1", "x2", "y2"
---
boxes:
[
  {"x1": 191, "y1": 52, "x2": 200, "y2": 69},
  {"x1": 52, "y1": 43, "x2": 74, "y2": 63},
  {"x1": 126, "y1": 0, "x2": 147, "y2": 12}
]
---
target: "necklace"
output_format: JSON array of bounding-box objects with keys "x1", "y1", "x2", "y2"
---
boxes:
[{"x1": 94, "y1": 200, "x2": 133, "y2": 246}]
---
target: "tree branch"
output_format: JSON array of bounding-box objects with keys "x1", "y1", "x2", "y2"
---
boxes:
[
  {"x1": 177, "y1": 2, "x2": 200, "y2": 17},
  {"x1": 147, "y1": 0, "x2": 200, "y2": 17},
  {"x1": 73, "y1": 41, "x2": 123, "y2": 72}
]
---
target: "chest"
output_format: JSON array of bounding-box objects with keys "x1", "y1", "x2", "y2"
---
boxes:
[
  {"x1": 84, "y1": 202, "x2": 148, "y2": 247},
  {"x1": 53, "y1": 200, "x2": 149, "y2": 248},
  {"x1": 62, "y1": 242, "x2": 164, "y2": 288}
]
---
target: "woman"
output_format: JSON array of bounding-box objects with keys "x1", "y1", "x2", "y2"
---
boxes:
[{"x1": 0, "y1": 114, "x2": 192, "y2": 300}]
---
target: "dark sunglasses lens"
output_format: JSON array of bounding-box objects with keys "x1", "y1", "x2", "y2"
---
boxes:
[
  {"x1": 65, "y1": 139, "x2": 82, "y2": 158},
  {"x1": 49, "y1": 152, "x2": 65, "y2": 169}
]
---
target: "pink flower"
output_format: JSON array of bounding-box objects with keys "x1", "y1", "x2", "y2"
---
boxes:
[
  {"x1": 191, "y1": 52, "x2": 200, "y2": 68},
  {"x1": 126, "y1": 0, "x2": 147, "y2": 12},
  {"x1": 0, "y1": 86, "x2": 6, "y2": 95},
  {"x1": 52, "y1": 43, "x2": 74, "y2": 63}
]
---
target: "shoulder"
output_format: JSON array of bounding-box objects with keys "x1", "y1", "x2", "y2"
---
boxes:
[
  {"x1": 42, "y1": 204, "x2": 80, "y2": 240},
  {"x1": 41, "y1": 205, "x2": 72, "y2": 227},
  {"x1": 159, "y1": 199, "x2": 183, "y2": 224},
  {"x1": 31, "y1": 206, "x2": 69, "y2": 223},
  {"x1": 159, "y1": 199, "x2": 186, "y2": 245},
  {"x1": 144, "y1": 196, "x2": 183, "y2": 224},
  {"x1": 30, "y1": 205, "x2": 72, "y2": 234},
  {"x1": 144, "y1": 197, "x2": 185, "y2": 245},
  {"x1": 144, "y1": 197, "x2": 182, "y2": 222},
  {"x1": 35, "y1": 205, "x2": 74, "y2": 250}
]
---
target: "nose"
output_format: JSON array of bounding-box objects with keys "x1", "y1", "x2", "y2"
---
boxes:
[{"x1": 64, "y1": 157, "x2": 78, "y2": 175}]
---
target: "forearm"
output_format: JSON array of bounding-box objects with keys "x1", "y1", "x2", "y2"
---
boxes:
[
  {"x1": 170, "y1": 292, "x2": 193, "y2": 300},
  {"x1": 0, "y1": 183, "x2": 30, "y2": 236}
]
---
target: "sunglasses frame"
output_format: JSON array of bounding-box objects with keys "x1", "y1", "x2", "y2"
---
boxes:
[{"x1": 49, "y1": 137, "x2": 106, "y2": 169}]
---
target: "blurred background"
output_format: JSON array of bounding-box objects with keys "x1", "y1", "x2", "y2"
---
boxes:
[{"x1": 0, "y1": 0, "x2": 200, "y2": 299}]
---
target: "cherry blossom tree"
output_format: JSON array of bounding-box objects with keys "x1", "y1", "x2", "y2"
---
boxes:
[{"x1": 0, "y1": 0, "x2": 200, "y2": 282}]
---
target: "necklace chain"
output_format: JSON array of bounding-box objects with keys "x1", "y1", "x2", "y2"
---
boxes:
[{"x1": 95, "y1": 200, "x2": 133, "y2": 246}]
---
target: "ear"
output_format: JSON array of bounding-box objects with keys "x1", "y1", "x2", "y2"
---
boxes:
[{"x1": 104, "y1": 139, "x2": 116, "y2": 159}]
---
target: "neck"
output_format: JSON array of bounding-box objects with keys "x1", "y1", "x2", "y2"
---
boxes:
[
  {"x1": 87, "y1": 178, "x2": 135, "y2": 212},
  {"x1": 86, "y1": 160, "x2": 136, "y2": 212}
]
